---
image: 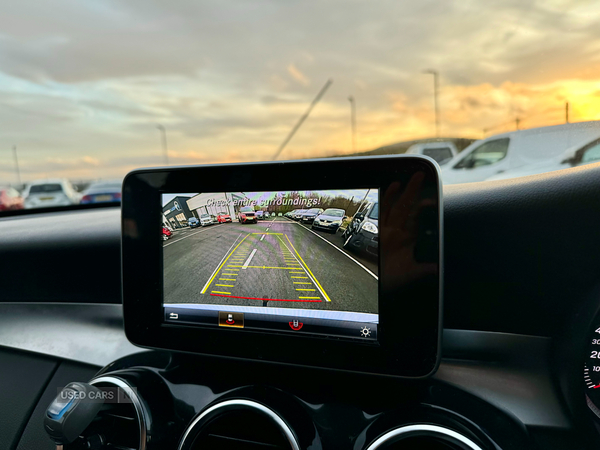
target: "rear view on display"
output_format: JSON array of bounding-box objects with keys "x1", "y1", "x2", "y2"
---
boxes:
[
  {"x1": 122, "y1": 156, "x2": 442, "y2": 377},
  {"x1": 162, "y1": 189, "x2": 379, "y2": 341}
]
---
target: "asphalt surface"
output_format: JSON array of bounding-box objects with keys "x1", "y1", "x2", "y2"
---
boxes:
[{"x1": 163, "y1": 217, "x2": 378, "y2": 314}]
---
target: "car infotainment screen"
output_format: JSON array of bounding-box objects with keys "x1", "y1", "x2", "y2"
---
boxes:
[{"x1": 162, "y1": 189, "x2": 379, "y2": 341}]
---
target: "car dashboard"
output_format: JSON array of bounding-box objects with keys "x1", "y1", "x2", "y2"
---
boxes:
[{"x1": 2, "y1": 162, "x2": 600, "y2": 450}]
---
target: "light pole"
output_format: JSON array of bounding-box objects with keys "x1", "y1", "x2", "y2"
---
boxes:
[
  {"x1": 12, "y1": 145, "x2": 21, "y2": 187},
  {"x1": 348, "y1": 96, "x2": 356, "y2": 152},
  {"x1": 423, "y1": 69, "x2": 440, "y2": 137},
  {"x1": 156, "y1": 124, "x2": 169, "y2": 165}
]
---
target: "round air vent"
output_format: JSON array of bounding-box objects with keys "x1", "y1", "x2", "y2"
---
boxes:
[
  {"x1": 365, "y1": 424, "x2": 484, "y2": 450},
  {"x1": 178, "y1": 399, "x2": 300, "y2": 450},
  {"x1": 84, "y1": 376, "x2": 148, "y2": 450}
]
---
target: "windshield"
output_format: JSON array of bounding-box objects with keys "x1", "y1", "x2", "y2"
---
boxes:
[
  {"x1": 200, "y1": 214, "x2": 209, "y2": 218},
  {"x1": 2, "y1": 2, "x2": 599, "y2": 214},
  {"x1": 306, "y1": 208, "x2": 321, "y2": 214},
  {"x1": 322, "y1": 209, "x2": 344, "y2": 217},
  {"x1": 29, "y1": 184, "x2": 63, "y2": 194},
  {"x1": 240, "y1": 206, "x2": 254, "y2": 213},
  {"x1": 368, "y1": 203, "x2": 379, "y2": 220}
]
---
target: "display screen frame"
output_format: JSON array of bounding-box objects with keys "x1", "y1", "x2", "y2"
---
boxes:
[{"x1": 122, "y1": 155, "x2": 443, "y2": 378}]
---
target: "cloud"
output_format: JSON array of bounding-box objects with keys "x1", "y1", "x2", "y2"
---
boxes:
[
  {"x1": 287, "y1": 64, "x2": 310, "y2": 86},
  {"x1": 0, "y1": 0, "x2": 599, "y2": 183}
]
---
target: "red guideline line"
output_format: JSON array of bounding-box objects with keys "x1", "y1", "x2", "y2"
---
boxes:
[{"x1": 210, "y1": 293, "x2": 321, "y2": 303}]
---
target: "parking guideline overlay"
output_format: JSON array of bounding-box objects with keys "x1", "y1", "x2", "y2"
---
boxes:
[{"x1": 201, "y1": 232, "x2": 331, "y2": 304}]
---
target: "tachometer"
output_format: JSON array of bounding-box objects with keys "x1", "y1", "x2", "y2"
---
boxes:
[{"x1": 584, "y1": 325, "x2": 600, "y2": 418}]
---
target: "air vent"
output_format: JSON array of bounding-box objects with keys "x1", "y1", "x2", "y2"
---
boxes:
[
  {"x1": 179, "y1": 399, "x2": 299, "y2": 450},
  {"x1": 365, "y1": 425, "x2": 484, "y2": 450},
  {"x1": 81, "y1": 376, "x2": 147, "y2": 450}
]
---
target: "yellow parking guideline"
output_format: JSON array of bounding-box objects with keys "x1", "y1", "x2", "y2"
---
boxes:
[
  {"x1": 216, "y1": 284, "x2": 234, "y2": 287},
  {"x1": 296, "y1": 288, "x2": 316, "y2": 291},
  {"x1": 201, "y1": 233, "x2": 251, "y2": 294},
  {"x1": 299, "y1": 296, "x2": 320, "y2": 299},
  {"x1": 293, "y1": 282, "x2": 312, "y2": 284},
  {"x1": 219, "y1": 278, "x2": 236, "y2": 281},
  {"x1": 291, "y1": 276, "x2": 309, "y2": 279},
  {"x1": 212, "y1": 291, "x2": 231, "y2": 295},
  {"x1": 284, "y1": 234, "x2": 331, "y2": 302}
]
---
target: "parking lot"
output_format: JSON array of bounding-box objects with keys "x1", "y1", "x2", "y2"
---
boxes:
[{"x1": 163, "y1": 216, "x2": 378, "y2": 314}]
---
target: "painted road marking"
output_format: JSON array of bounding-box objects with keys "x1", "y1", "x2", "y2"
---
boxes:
[
  {"x1": 216, "y1": 284, "x2": 234, "y2": 287},
  {"x1": 242, "y1": 249, "x2": 257, "y2": 269},
  {"x1": 279, "y1": 234, "x2": 331, "y2": 302},
  {"x1": 296, "y1": 222, "x2": 378, "y2": 280},
  {"x1": 163, "y1": 223, "x2": 225, "y2": 247},
  {"x1": 291, "y1": 276, "x2": 309, "y2": 279},
  {"x1": 219, "y1": 278, "x2": 236, "y2": 281},
  {"x1": 296, "y1": 288, "x2": 316, "y2": 291},
  {"x1": 201, "y1": 233, "x2": 249, "y2": 294},
  {"x1": 212, "y1": 291, "x2": 231, "y2": 295},
  {"x1": 260, "y1": 234, "x2": 265, "y2": 241},
  {"x1": 299, "y1": 296, "x2": 320, "y2": 299}
]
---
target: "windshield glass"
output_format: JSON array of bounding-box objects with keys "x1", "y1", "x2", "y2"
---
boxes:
[
  {"x1": 306, "y1": 208, "x2": 321, "y2": 214},
  {"x1": 322, "y1": 209, "x2": 344, "y2": 217},
  {"x1": 240, "y1": 206, "x2": 254, "y2": 213},
  {"x1": 2, "y1": 2, "x2": 599, "y2": 214},
  {"x1": 29, "y1": 184, "x2": 63, "y2": 194},
  {"x1": 368, "y1": 203, "x2": 379, "y2": 220}
]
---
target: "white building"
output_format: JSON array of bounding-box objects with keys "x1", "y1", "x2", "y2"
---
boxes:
[{"x1": 186, "y1": 192, "x2": 245, "y2": 218}]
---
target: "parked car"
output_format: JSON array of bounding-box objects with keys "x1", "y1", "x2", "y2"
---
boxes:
[
  {"x1": 217, "y1": 212, "x2": 232, "y2": 223},
  {"x1": 486, "y1": 136, "x2": 600, "y2": 181},
  {"x1": 80, "y1": 179, "x2": 122, "y2": 204},
  {"x1": 256, "y1": 210, "x2": 265, "y2": 220},
  {"x1": 278, "y1": 212, "x2": 283, "y2": 216},
  {"x1": 300, "y1": 208, "x2": 324, "y2": 224},
  {"x1": 312, "y1": 208, "x2": 346, "y2": 233},
  {"x1": 188, "y1": 217, "x2": 200, "y2": 228},
  {"x1": 441, "y1": 121, "x2": 600, "y2": 185},
  {"x1": 341, "y1": 202, "x2": 378, "y2": 257},
  {"x1": 199, "y1": 214, "x2": 213, "y2": 227},
  {"x1": 162, "y1": 226, "x2": 172, "y2": 241},
  {"x1": 237, "y1": 206, "x2": 257, "y2": 224},
  {"x1": 264, "y1": 212, "x2": 270, "y2": 219},
  {"x1": 23, "y1": 179, "x2": 82, "y2": 209},
  {"x1": 0, "y1": 186, "x2": 24, "y2": 211},
  {"x1": 405, "y1": 141, "x2": 458, "y2": 166},
  {"x1": 292, "y1": 209, "x2": 308, "y2": 220}
]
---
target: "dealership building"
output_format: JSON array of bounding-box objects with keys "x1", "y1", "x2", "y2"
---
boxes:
[
  {"x1": 186, "y1": 192, "x2": 245, "y2": 219},
  {"x1": 162, "y1": 196, "x2": 195, "y2": 229}
]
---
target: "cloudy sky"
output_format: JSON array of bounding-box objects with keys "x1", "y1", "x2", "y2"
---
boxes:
[{"x1": 0, "y1": 0, "x2": 599, "y2": 184}]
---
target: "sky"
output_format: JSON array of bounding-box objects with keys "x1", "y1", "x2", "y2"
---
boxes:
[{"x1": 1, "y1": 0, "x2": 600, "y2": 184}]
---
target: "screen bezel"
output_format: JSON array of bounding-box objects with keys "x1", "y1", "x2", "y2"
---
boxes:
[{"x1": 122, "y1": 155, "x2": 443, "y2": 378}]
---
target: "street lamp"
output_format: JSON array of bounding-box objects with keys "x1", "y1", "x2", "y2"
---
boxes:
[
  {"x1": 423, "y1": 69, "x2": 440, "y2": 137},
  {"x1": 348, "y1": 96, "x2": 356, "y2": 152},
  {"x1": 12, "y1": 145, "x2": 21, "y2": 187},
  {"x1": 156, "y1": 124, "x2": 169, "y2": 165}
]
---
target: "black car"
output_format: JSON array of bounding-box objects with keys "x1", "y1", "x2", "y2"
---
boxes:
[
  {"x1": 311, "y1": 208, "x2": 346, "y2": 233},
  {"x1": 341, "y1": 202, "x2": 378, "y2": 256},
  {"x1": 300, "y1": 208, "x2": 324, "y2": 224}
]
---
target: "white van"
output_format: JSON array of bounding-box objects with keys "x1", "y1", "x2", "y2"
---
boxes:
[
  {"x1": 441, "y1": 121, "x2": 600, "y2": 184},
  {"x1": 486, "y1": 135, "x2": 600, "y2": 181},
  {"x1": 405, "y1": 141, "x2": 458, "y2": 166}
]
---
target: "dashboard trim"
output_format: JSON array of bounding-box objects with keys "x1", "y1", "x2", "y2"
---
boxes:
[
  {"x1": 365, "y1": 424, "x2": 484, "y2": 450},
  {"x1": 177, "y1": 399, "x2": 300, "y2": 450},
  {"x1": 90, "y1": 375, "x2": 148, "y2": 450}
]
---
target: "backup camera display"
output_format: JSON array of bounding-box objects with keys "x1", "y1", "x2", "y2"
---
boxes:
[{"x1": 162, "y1": 189, "x2": 379, "y2": 341}]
